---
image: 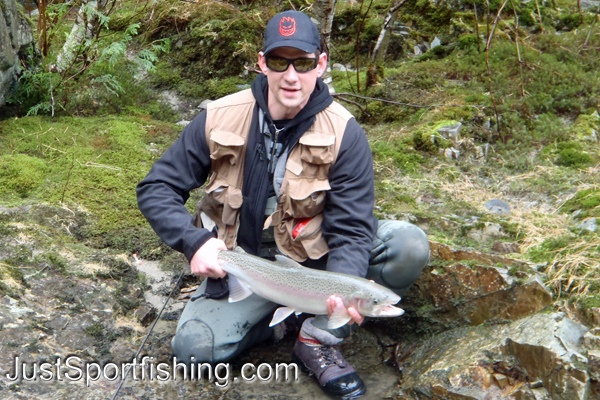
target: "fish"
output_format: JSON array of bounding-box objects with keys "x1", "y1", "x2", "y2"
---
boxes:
[{"x1": 217, "y1": 248, "x2": 404, "y2": 329}]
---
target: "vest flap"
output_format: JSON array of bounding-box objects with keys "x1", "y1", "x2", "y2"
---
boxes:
[
  {"x1": 211, "y1": 130, "x2": 246, "y2": 147},
  {"x1": 298, "y1": 132, "x2": 336, "y2": 147},
  {"x1": 288, "y1": 179, "x2": 331, "y2": 200},
  {"x1": 286, "y1": 157, "x2": 303, "y2": 176},
  {"x1": 226, "y1": 186, "x2": 243, "y2": 209}
]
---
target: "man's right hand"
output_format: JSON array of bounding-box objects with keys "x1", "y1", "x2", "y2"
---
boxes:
[{"x1": 190, "y1": 238, "x2": 227, "y2": 278}]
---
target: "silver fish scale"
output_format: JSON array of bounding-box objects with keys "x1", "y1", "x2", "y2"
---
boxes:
[
  {"x1": 217, "y1": 250, "x2": 400, "y2": 316},
  {"x1": 220, "y1": 251, "x2": 368, "y2": 295}
]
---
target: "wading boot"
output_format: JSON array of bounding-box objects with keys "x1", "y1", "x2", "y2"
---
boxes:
[{"x1": 292, "y1": 338, "x2": 366, "y2": 399}]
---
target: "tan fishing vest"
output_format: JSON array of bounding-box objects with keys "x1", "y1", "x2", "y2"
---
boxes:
[{"x1": 195, "y1": 89, "x2": 353, "y2": 262}]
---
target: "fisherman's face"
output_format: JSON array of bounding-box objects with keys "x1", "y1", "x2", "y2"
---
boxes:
[{"x1": 258, "y1": 47, "x2": 327, "y2": 120}]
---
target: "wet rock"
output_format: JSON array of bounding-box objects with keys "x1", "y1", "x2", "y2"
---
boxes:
[
  {"x1": 429, "y1": 240, "x2": 530, "y2": 268},
  {"x1": 592, "y1": 308, "x2": 600, "y2": 326},
  {"x1": 484, "y1": 199, "x2": 511, "y2": 214},
  {"x1": 584, "y1": 328, "x2": 600, "y2": 349},
  {"x1": 443, "y1": 147, "x2": 460, "y2": 159},
  {"x1": 394, "y1": 313, "x2": 592, "y2": 399},
  {"x1": 0, "y1": 0, "x2": 36, "y2": 107},
  {"x1": 437, "y1": 122, "x2": 462, "y2": 142},
  {"x1": 491, "y1": 241, "x2": 520, "y2": 254},
  {"x1": 581, "y1": 0, "x2": 600, "y2": 10},
  {"x1": 467, "y1": 222, "x2": 505, "y2": 242},
  {"x1": 578, "y1": 218, "x2": 598, "y2": 232},
  {"x1": 475, "y1": 143, "x2": 491, "y2": 159},
  {"x1": 134, "y1": 303, "x2": 158, "y2": 327},
  {"x1": 404, "y1": 262, "x2": 552, "y2": 329},
  {"x1": 589, "y1": 350, "x2": 600, "y2": 381}
]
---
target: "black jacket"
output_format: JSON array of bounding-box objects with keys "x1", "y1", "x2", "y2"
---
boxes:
[{"x1": 136, "y1": 74, "x2": 377, "y2": 277}]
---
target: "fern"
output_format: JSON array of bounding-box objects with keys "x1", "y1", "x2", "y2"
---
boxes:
[
  {"x1": 26, "y1": 102, "x2": 52, "y2": 116},
  {"x1": 91, "y1": 75, "x2": 124, "y2": 96}
]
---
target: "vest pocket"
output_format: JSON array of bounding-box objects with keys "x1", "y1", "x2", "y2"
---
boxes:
[
  {"x1": 275, "y1": 214, "x2": 329, "y2": 261},
  {"x1": 283, "y1": 178, "x2": 330, "y2": 218},
  {"x1": 298, "y1": 132, "x2": 335, "y2": 164},
  {"x1": 209, "y1": 130, "x2": 246, "y2": 165},
  {"x1": 203, "y1": 177, "x2": 243, "y2": 226}
]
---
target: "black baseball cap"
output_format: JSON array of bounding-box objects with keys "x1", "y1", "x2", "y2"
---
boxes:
[{"x1": 263, "y1": 11, "x2": 321, "y2": 55}]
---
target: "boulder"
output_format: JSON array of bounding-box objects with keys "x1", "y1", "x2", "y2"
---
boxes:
[
  {"x1": 393, "y1": 313, "x2": 594, "y2": 399},
  {"x1": 404, "y1": 261, "x2": 552, "y2": 329},
  {"x1": 0, "y1": 0, "x2": 35, "y2": 108}
]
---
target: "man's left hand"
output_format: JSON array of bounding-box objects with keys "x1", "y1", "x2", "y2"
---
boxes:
[{"x1": 326, "y1": 295, "x2": 364, "y2": 325}]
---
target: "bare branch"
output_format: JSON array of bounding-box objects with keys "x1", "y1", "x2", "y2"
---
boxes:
[{"x1": 331, "y1": 93, "x2": 483, "y2": 109}]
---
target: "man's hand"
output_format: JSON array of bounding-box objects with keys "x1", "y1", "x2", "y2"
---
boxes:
[
  {"x1": 326, "y1": 295, "x2": 364, "y2": 326},
  {"x1": 190, "y1": 238, "x2": 227, "y2": 278}
]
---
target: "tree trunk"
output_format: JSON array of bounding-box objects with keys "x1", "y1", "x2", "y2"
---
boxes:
[
  {"x1": 371, "y1": 0, "x2": 406, "y2": 64},
  {"x1": 37, "y1": 0, "x2": 47, "y2": 56},
  {"x1": 54, "y1": 0, "x2": 108, "y2": 74},
  {"x1": 310, "y1": 0, "x2": 337, "y2": 93}
]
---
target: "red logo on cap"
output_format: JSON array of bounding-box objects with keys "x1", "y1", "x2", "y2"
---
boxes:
[{"x1": 279, "y1": 17, "x2": 296, "y2": 36}]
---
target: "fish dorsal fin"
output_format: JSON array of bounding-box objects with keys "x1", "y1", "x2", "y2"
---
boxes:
[
  {"x1": 228, "y1": 275, "x2": 253, "y2": 303},
  {"x1": 269, "y1": 307, "x2": 296, "y2": 327},
  {"x1": 274, "y1": 255, "x2": 302, "y2": 268},
  {"x1": 327, "y1": 307, "x2": 352, "y2": 329}
]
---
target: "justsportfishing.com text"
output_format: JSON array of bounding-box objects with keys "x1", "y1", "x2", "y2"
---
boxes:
[{"x1": 5, "y1": 356, "x2": 300, "y2": 387}]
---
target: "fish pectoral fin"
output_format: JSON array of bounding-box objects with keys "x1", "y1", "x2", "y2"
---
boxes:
[
  {"x1": 227, "y1": 275, "x2": 253, "y2": 303},
  {"x1": 269, "y1": 307, "x2": 296, "y2": 327},
  {"x1": 327, "y1": 308, "x2": 353, "y2": 329},
  {"x1": 274, "y1": 255, "x2": 302, "y2": 268}
]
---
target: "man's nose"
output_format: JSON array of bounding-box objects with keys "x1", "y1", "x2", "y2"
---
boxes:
[{"x1": 283, "y1": 64, "x2": 299, "y2": 81}]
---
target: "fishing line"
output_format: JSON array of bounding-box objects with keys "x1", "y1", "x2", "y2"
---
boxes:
[{"x1": 111, "y1": 270, "x2": 184, "y2": 400}]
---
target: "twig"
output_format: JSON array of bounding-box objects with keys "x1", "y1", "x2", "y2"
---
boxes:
[
  {"x1": 355, "y1": 0, "x2": 374, "y2": 93},
  {"x1": 534, "y1": 0, "x2": 544, "y2": 33},
  {"x1": 61, "y1": 153, "x2": 75, "y2": 205},
  {"x1": 583, "y1": 6, "x2": 599, "y2": 48},
  {"x1": 50, "y1": 75, "x2": 54, "y2": 116},
  {"x1": 329, "y1": 43, "x2": 356, "y2": 94},
  {"x1": 333, "y1": 95, "x2": 365, "y2": 112},
  {"x1": 42, "y1": 144, "x2": 66, "y2": 153},
  {"x1": 485, "y1": 0, "x2": 509, "y2": 134},
  {"x1": 331, "y1": 92, "x2": 483, "y2": 109},
  {"x1": 474, "y1": 1, "x2": 481, "y2": 53},
  {"x1": 510, "y1": 0, "x2": 525, "y2": 97},
  {"x1": 244, "y1": 65, "x2": 261, "y2": 74}
]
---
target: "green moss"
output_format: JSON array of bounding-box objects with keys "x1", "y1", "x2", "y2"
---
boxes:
[
  {"x1": 0, "y1": 116, "x2": 181, "y2": 241},
  {"x1": 528, "y1": 235, "x2": 574, "y2": 263},
  {"x1": 0, "y1": 155, "x2": 49, "y2": 197},
  {"x1": 559, "y1": 188, "x2": 600, "y2": 219},
  {"x1": 558, "y1": 13, "x2": 582, "y2": 31},
  {"x1": 372, "y1": 140, "x2": 424, "y2": 173},
  {"x1": 555, "y1": 148, "x2": 593, "y2": 168},
  {"x1": 412, "y1": 131, "x2": 437, "y2": 152},
  {"x1": 44, "y1": 252, "x2": 68, "y2": 274},
  {"x1": 458, "y1": 34, "x2": 480, "y2": 50}
]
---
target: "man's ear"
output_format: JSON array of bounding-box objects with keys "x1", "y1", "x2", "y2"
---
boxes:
[
  {"x1": 258, "y1": 52, "x2": 269, "y2": 74},
  {"x1": 316, "y1": 52, "x2": 328, "y2": 78}
]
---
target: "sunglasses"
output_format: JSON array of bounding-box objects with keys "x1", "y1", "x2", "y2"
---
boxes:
[{"x1": 265, "y1": 56, "x2": 319, "y2": 73}]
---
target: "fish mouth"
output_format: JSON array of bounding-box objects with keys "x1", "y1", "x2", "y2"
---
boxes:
[{"x1": 377, "y1": 305, "x2": 405, "y2": 317}]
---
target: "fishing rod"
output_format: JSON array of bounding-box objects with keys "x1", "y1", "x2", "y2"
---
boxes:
[{"x1": 111, "y1": 270, "x2": 185, "y2": 400}]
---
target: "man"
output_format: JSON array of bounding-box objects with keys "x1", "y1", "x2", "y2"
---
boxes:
[{"x1": 137, "y1": 10, "x2": 429, "y2": 399}]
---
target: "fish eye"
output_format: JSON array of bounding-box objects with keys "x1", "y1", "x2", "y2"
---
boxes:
[{"x1": 373, "y1": 299, "x2": 379, "y2": 304}]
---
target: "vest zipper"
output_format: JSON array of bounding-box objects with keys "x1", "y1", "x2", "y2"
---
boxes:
[{"x1": 269, "y1": 124, "x2": 284, "y2": 174}]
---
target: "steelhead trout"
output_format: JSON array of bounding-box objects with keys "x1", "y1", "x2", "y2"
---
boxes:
[{"x1": 217, "y1": 249, "x2": 404, "y2": 329}]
